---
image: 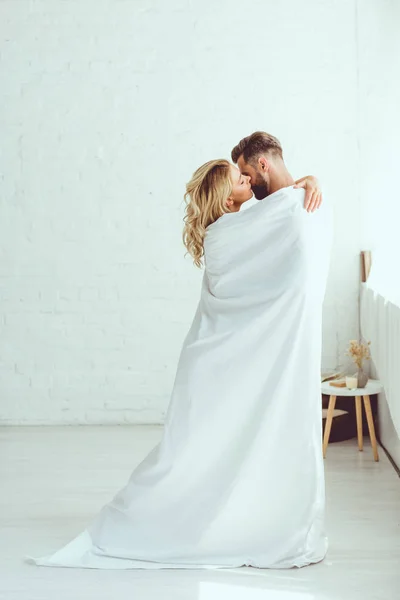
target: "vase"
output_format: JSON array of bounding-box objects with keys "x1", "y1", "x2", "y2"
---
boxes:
[{"x1": 357, "y1": 366, "x2": 369, "y2": 388}]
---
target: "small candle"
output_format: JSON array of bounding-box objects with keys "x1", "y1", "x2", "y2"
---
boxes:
[{"x1": 346, "y1": 376, "x2": 358, "y2": 389}]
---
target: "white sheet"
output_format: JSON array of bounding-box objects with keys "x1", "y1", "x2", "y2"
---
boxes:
[{"x1": 24, "y1": 185, "x2": 333, "y2": 570}]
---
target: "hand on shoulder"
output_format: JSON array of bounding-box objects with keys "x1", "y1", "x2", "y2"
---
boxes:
[{"x1": 293, "y1": 176, "x2": 322, "y2": 213}]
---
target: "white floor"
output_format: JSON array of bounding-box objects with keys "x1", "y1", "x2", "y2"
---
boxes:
[{"x1": 1, "y1": 426, "x2": 399, "y2": 600}]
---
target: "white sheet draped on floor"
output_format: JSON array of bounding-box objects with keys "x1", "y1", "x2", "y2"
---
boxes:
[{"x1": 25, "y1": 185, "x2": 333, "y2": 570}]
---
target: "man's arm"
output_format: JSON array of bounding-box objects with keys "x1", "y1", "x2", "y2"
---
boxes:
[{"x1": 294, "y1": 176, "x2": 322, "y2": 213}]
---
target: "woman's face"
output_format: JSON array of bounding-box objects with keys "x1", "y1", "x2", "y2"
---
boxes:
[{"x1": 228, "y1": 165, "x2": 253, "y2": 210}]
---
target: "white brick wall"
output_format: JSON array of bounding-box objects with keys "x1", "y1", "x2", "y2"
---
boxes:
[{"x1": 1, "y1": 0, "x2": 364, "y2": 424}]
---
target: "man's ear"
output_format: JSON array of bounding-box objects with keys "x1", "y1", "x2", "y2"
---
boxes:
[{"x1": 258, "y1": 156, "x2": 269, "y2": 172}]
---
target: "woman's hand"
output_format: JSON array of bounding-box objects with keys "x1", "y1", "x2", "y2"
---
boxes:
[{"x1": 294, "y1": 176, "x2": 322, "y2": 213}]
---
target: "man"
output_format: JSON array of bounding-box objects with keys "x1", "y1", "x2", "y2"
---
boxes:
[{"x1": 231, "y1": 131, "x2": 322, "y2": 213}]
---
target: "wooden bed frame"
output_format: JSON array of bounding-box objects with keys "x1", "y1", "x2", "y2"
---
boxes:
[{"x1": 361, "y1": 250, "x2": 371, "y2": 282}]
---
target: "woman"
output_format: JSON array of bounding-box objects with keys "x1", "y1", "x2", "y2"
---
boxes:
[{"x1": 25, "y1": 160, "x2": 331, "y2": 570}]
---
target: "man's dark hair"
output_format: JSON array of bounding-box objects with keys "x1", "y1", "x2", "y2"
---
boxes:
[{"x1": 231, "y1": 131, "x2": 283, "y2": 164}]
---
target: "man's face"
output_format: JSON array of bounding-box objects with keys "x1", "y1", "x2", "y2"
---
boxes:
[{"x1": 237, "y1": 154, "x2": 270, "y2": 200}]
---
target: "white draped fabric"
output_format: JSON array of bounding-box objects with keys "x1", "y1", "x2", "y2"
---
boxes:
[
  {"x1": 25, "y1": 186, "x2": 332, "y2": 570},
  {"x1": 360, "y1": 284, "x2": 400, "y2": 439}
]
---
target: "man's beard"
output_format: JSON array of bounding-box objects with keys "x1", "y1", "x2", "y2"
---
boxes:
[{"x1": 252, "y1": 181, "x2": 269, "y2": 200}]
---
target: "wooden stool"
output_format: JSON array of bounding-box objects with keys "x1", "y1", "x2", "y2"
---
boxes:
[{"x1": 321, "y1": 379, "x2": 383, "y2": 462}]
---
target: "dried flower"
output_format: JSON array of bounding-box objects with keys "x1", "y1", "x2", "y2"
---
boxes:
[{"x1": 345, "y1": 339, "x2": 371, "y2": 369}]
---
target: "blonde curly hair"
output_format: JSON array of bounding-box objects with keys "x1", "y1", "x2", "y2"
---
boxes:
[{"x1": 182, "y1": 159, "x2": 233, "y2": 268}]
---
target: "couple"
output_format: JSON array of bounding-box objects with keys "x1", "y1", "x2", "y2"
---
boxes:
[{"x1": 25, "y1": 131, "x2": 332, "y2": 570}]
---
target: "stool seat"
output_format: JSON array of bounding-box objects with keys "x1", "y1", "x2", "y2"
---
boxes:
[
  {"x1": 321, "y1": 379, "x2": 383, "y2": 397},
  {"x1": 321, "y1": 379, "x2": 383, "y2": 462}
]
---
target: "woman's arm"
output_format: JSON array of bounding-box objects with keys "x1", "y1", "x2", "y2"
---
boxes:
[{"x1": 294, "y1": 176, "x2": 322, "y2": 213}]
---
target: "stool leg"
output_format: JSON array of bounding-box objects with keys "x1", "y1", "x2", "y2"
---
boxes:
[
  {"x1": 355, "y1": 396, "x2": 363, "y2": 451},
  {"x1": 363, "y1": 395, "x2": 379, "y2": 462},
  {"x1": 323, "y1": 395, "x2": 337, "y2": 458}
]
